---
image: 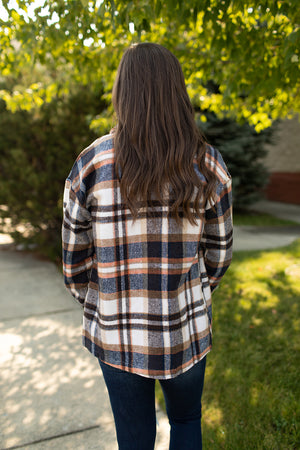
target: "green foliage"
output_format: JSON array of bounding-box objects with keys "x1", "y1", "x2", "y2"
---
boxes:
[
  {"x1": 0, "y1": 87, "x2": 107, "y2": 260},
  {"x1": 156, "y1": 240, "x2": 300, "y2": 449},
  {"x1": 0, "y1": 0, "x2": 297, "y2": 255},
  {"x1": 0, "y1": 0, "x2": 299, "y2": 130},
  {"x1": 0, "y1": 84, "x2": 276, "y2": 257},
  {"x1": 197, "y1": 111, "x2": 275, "y2": 208}
]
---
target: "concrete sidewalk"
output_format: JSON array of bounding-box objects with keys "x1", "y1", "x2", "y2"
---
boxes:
[
  {"x1": 234, "y1": 200, "x2": 300, "y2": 251},
  {"x1": 248, "y1": 200, "x2": 300, "y2": 224},
  {"x1": 0, "y1": 249, "x2": 169, "y2": 450},
  {"x1": 233, "y1": 225, "x2": 300, "y2": 251},
  {"x1": 0, "y1": 200, "x2": 299, "y2": 449}
]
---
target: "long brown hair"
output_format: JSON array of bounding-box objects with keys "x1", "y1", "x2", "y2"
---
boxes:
[{"x1": 112, "y1": 43, "x2": 217, "y2": 224}]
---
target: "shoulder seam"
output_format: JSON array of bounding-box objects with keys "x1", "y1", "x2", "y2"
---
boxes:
[{"x1": 205, "y1": 145, "x2": 231, "y2": 184}]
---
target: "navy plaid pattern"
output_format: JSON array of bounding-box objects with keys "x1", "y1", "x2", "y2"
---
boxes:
[{"x1": 62, "y1": 133, "x2": 233, "y2": 379}]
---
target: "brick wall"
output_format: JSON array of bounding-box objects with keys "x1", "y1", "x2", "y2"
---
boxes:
[{"x1": 264, "y1": 117, "x2": 300, "y2": 204}]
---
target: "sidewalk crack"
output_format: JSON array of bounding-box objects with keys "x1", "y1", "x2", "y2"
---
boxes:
[{"x1": 2, "y1": 425, "x2": 101, "y2": 449}]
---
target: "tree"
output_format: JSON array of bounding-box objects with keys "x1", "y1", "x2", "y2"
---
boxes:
[
  {"x1": 0, "y1": 0, "x2": 299, "y2": 131},
  {"x1": 0, "y1": 86, "x2": 275, "y2": 260},
  {"x1": 0, "y1": 86, "x2": 105, "y2": 259},
  {"x1": 197, "y1": 111, "x2": 275, "y2": 209},
  {"x1": 0, "y1": 0, "x2": 297, "y2": 258}
]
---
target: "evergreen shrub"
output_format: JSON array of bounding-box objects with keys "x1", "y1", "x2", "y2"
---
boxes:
[
  {"x1": 0, "y1": 87, "x2": 106, "y2": 261},
  {"x1": 0, "y1": 93, "x2": 275, "y2": 260},
  {"x1": 197, "y1": 111, "x2": 275, "y2": 210}
]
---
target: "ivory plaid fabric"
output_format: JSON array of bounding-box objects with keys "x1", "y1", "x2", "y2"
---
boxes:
[{"x1": 62, "y1": 133, "x2": 233, "y2": 379}]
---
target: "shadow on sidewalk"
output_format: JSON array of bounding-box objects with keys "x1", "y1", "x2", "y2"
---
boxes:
[{"x1": 0, "y1": 249, "x2": 170, "y2": 450}]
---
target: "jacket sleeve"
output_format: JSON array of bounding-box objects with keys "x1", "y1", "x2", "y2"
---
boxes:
[
  {"x1": 201, "y1": 176, "x2": 233, "y2": 292},
  {"x1": 62, "y1": 177, "x2": 94, "y2": 305}
]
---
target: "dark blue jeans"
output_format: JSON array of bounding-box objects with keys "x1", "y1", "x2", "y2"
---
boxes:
[{"x1": 99, "y1": 357, "x2": 206, "y2": 450}]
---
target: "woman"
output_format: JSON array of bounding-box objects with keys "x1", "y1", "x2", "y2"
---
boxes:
[{"x1": 62, "y1": 43, "x2": 233, "y2": 450}]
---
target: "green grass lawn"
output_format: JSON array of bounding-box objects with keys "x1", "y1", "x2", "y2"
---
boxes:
[
  {"x1": 233, "y1": 211, "x2": 298, "y2": 226},
  {"x1": 156, "y1": 240, "x2": 300, "y2": 449}
]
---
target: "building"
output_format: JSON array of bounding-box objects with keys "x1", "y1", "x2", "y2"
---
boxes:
[{"x1": 264, "y1": 117, "x2": 300, "y2": 205}]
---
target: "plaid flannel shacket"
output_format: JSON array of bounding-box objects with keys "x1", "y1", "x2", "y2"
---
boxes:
[{"x1": 62, "y1": 133, "x2": 233, "y2": 379}]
